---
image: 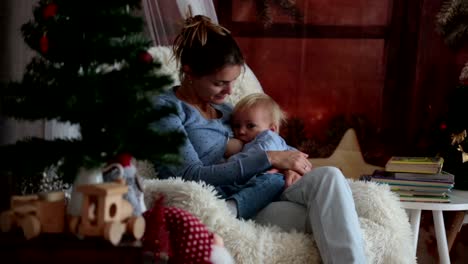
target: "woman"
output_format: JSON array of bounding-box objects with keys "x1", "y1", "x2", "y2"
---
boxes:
[{"x1": 153, "y1": 15, "x2": 366, "y2": 264}]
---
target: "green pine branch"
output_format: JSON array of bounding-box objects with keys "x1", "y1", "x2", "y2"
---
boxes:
[{"x1": 1, "y1": 0, "x2": 184, "y2": 190}]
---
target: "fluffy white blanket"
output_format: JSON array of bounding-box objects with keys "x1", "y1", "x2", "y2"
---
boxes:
[{"x1": 144, "y1": 178, "x2": 416, "y2": 264}]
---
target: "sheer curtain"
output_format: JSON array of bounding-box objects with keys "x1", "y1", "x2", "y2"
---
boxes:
[
  {"x1": 142, "y1": 0, "x2": 263, "y2": 97},
  {"x1": 142, "y1": 0, "x2": 218, "y2": 46},
  {"x1": 1, "y1": 0, "x2": 44, "y2": 145}
]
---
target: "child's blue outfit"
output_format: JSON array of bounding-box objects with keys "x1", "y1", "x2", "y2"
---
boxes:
[{"x1": 217, "y1": 130, "x2": 296, "y2": 219}]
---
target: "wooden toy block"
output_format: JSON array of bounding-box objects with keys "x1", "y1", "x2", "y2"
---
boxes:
[
  {"x1": 0, "y1": 191, "x2": 66, "y2": 239},
  {"x1": 76, "y1": 182, "x2": 145, "y2": 245}
]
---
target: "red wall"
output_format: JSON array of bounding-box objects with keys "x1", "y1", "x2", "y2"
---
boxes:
[
  {"x1": 217, "y1": 0, "x2": 467, "y2": 160},
  {"x1": 230, "y1": 0, "x2": 389, "y2": 140},
  {"x1": 239, "y1": 37, "x2": 385, "y2": 139}
]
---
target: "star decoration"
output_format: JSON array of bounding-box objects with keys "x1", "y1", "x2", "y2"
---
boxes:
[{"x1": 308, "y1": 128, "x2": 383, "y2": 179}]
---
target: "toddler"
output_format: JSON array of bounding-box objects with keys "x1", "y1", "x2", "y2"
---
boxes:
[{"x1": 218, "y1": 93, "x2": 297, "y2": 219}]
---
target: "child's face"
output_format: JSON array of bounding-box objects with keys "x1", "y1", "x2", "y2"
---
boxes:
[{"x1": 231, "y1": 105, "x2": 275, "y2": 143}]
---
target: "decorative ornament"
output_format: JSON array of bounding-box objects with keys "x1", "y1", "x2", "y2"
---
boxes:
[
  {"x1": 142, "y1": 195, "x2": 234, "y2": 264},
  {"x1": 138, "y1": 51, "x2": 153, "y2": 64},
  {"x1": 460, "y1": 61, "x2": 468, "y2": 83},
  {"x1": 67, "y1": 163, "x2": 123, "y2": 216},
  {"x1": 308, "y1": 128, "x2": 383, "y2": 179},
  {"x1": 452, "y1": 130, "x2": 468, "y2": 163},
  {"x1": 451, "y1": 129, "x2": 467, "y2": 145},
  {"x1": 142, "y1": 195, "x2": 172, "y2": 261},
  {"x1": 40, "y1": 34, "x2": 49, "y2": 54},
  {"x1": 255, "y1": 0, "x2": 304, "y2": 28},
  {"x1": 436, "y1": 0, "x2": 468, "y2": 48},
  {"x1": 457, "y1": 145, "x2": 468, "y2": 163},
  {"x1": 42, "y1": 3, "x2": 58, "y2": 20},
  {"x1": 440, "y1": 122, "x2": 447, "y2": 130},
  {"x1": 104, "y1": 153, "x2": 146, "y2": 216},
  {"x1": 442, "y1": 64, "x2": 468, "y2": 189}
]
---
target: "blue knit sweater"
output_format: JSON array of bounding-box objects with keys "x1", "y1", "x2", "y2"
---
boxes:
[
  {"x1": 152, "y1": 89, "x2": 271, "y2": 186},
  {"x1": 228, "y1": 130, "x2": 296, "y2": 162}
]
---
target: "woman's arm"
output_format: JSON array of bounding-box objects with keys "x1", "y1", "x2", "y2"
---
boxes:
[
  {"x1": 267, "y1": 151, "x2": 311, "y2": 175},
  {"x1": 227, "y1": 130, "x2": 312, "y2": 175},
  {"x1": 152, "y1": 97, "x2": 271, "y2": 186}
]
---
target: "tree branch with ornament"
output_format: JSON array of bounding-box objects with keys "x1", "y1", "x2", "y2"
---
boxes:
[{"x1": 0, "y1": 0, "x2": 184, "y2": 193}]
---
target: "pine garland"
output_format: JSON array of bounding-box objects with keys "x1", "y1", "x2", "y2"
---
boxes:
[{"x1": 436, "y1": 0, "x2": 468, "y2": 48}]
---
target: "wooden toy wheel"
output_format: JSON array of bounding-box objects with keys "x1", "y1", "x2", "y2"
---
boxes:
[
  {"x1": 0, "y1": 211, "x2": 14, "y2": 232},
  {"x1": 104, "y1": 222, "x2": 125, "y2": 245},
  {"x1": 127, "y1": 216, "x2": 145, "y2": 240},
  {"x1": 20, "y1": 215, "x2": 41, "y2": 240}
]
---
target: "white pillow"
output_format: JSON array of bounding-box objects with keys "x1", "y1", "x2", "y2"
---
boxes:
[{"x1": 148, "y1": 46, "x2": 263, "y2": 106}]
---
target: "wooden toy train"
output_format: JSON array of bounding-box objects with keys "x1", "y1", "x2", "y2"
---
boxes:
[{"x1": 0, "y1": 182, "x2": 145, "y2": 245}]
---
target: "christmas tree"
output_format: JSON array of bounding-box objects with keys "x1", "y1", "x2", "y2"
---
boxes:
[{"x1": 0, "y1": 0, "x2": 183, "y2": 191}]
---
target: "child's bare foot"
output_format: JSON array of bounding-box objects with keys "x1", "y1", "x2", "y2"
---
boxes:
[{"x1": 213, "y1": 233, "x2": 224, "y2": 247}]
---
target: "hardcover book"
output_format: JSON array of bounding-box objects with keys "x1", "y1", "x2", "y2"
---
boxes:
[
  {"x1": 398, "y1": 195, "x2": 450, "y2": 203},
  {"x1": 385, "y1": 156, "x2": 444, "y2": 174},
  {"x1": 371, "y1": 170, "x2": 453, "y2": 187},
  {"x1": 394, "y1": 171, "x2": 454, "y2": 182}
]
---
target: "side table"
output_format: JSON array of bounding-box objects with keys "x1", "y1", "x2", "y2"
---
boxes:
[{"x1": 401, "y1": 189, "x2": 468, "y2": 264}]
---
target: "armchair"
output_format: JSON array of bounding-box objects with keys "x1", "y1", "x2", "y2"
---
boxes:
[{"x1": 142, "y1": 46, "x2": 416, "y2": 263}]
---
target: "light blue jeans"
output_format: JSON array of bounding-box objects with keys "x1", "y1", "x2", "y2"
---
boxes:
[
  {"x1": 254, "y1": 166, "x2": 367, "y2": 264},
  {"x1": 216, "y1": 172, "x2": 285, "y2": 219}
]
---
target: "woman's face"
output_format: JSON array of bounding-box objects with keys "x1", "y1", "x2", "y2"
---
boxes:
[{"x1": 190, "y1": 65, "x2": 242, "y2": 105}]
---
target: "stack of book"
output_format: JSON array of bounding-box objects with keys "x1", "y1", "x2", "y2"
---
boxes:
[{"x1": 368, "y1": 156, "x2": 454, "y2": 203}]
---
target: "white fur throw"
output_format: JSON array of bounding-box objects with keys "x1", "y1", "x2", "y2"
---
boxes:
[{"x1": 144, "y1": 178, "x2": 416, "y2": 264}]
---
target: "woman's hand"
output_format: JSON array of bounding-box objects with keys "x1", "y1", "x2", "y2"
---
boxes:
[
  {"x1": 267, "y1": 150, "x2": 312, "y2": 175},
  {"x1": 283, "y1": 169, "x2": 302, "y2": 188}
]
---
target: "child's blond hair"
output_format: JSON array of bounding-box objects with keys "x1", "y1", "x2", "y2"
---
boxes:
[{"x1": 233, "y1": 93, "x2": 287, "y2": 129}]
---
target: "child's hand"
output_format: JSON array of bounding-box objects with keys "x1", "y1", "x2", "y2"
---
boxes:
[
  {"x1": 266, "y1": 168, "x2": 280, "y2": 174},
  {"x1": 283, "y1": 169, "x2": 302, "y2": 188},
  {"x1": 224, "y1": 138, "x2": 244, "y2": 158}
]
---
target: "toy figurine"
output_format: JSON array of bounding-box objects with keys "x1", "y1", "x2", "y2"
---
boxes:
[
  {"x1": 104, "y1": 153, "x2": 146, "y2": 216},
  {"x1": 143, "y1": 195, "x2": 234, "y2": 264}
]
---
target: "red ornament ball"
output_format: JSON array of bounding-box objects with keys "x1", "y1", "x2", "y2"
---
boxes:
[
  {"x1": 138, "y1": 51, "x2": 153, "y2": 64},
  {"x1": 40, "y1": 35, "x2": 49, "y2": 54},
  {"x1": 115, "y1": 153, "x2": 133, "y2": 167},
  {"x1": 43, "y1": 3, "x2": 58, "y2": 20},
  {"x1": 440, "y1": 122, "x2": 447, "y2": 130}
]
